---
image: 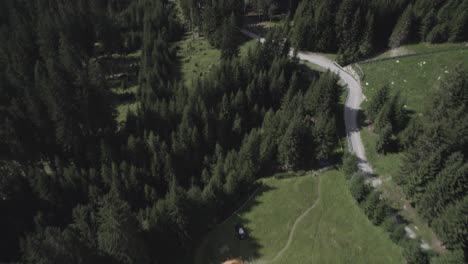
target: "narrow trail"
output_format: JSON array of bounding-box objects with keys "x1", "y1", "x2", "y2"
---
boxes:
[
  {"x1": 255, "y1": 176, "x2": 321, "y2": 264},
  {"x1": 194, "y1": 187, "x2": 262, "y2": 264}
]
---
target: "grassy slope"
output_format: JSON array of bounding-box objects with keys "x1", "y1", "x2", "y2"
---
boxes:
[
  {"x1": 195, "y1": 170, "x2": 404, "y2": 264},
  {"x1": 276, "y1": 170, "x2": 404, "y2": 264},
  {"x1": 194, "y1": 173, "x2": 319, "y2": 264},
  {"x1": 178, "y1": 35, "x2": 258, "y2": 89},
  {"x1": 358, "y1": 45, "x2": 468, "y2": 251},
  {"x1": 360, "y1": 48, "x2": 468, "y2": 114}
]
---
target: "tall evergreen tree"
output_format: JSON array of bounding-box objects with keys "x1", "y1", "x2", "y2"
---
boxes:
[{"x1": 97, "y1": 188, "x2": 149, "y2": 264}]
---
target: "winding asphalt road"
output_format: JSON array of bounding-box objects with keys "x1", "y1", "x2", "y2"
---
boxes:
[{"x1": 241, "y1": 29, "x2": 373, "y2": 174}]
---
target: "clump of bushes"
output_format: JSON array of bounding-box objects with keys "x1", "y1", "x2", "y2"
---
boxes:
[{"x1": 342, "y1": 154, "x2": 432, "y2": 264}]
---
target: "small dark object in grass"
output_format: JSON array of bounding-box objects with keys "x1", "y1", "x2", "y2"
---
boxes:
[{"x1": 234, "y1": 223, "x2": 247, "y2": 240}]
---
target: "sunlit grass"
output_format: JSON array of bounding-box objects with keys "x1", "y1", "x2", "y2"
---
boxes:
[{"x1": 194, "y1": 170, "x2": 404, "y2": 264}]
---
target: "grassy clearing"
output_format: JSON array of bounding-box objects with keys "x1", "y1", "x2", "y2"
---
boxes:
[
  {"x1": 275, "y1": 170, "x2": 404, "y2": 264},
  {"x1": 112, "y1": 84, "x2": 139, "y2": 125},
  {"x1": 360, "y1": 48, "x2": 468, "y2": 114},
  {"x1": 194, "y1": 170, "x2": 404, "y2": 264},
  {"x1": 177, "y1": 36, "x2": 221, "y2": 88},
  {"x1": 177, "y1": 35, "x2": 258, "y2": 88},
  {"x1": 194, "y1": 172, "x2": 319, "y2": 264}
]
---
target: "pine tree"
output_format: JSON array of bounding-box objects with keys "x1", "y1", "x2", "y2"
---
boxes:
[
  {"x1": 376, "y1": 123, "x2": 392, "y2": 154},
  {"x1": 349, "y1": 174, "x2": 369, "y2": 203},
  {"x1": 359, "y1": 11, "x2": 375, "y2": 57},
  {"x1": 417, "y1": 152, "x2": 468, "y2": 221},
  {"x1": 367, "y1": 85, "x2": 389, "y2": 122},
  {"x1": 278, "y1": 114, "x2": 305, "y2": 170},
  {"x1": 363, "y1": 190, "x2": 380, "y2": 218},
  {"x1": 342, "y1": 152, "x2": 359, "y2": 178},
  {"x1": 430, "y1": 249, "x2": 465, "y2": 264},
  {"x1": 220, "y1": 13, "x2": 240, "y2": 59},
  {"x1": 432, "y1": 196, "x2": 468, "y2": 250},
  {"x1": 449, "y1": 5, "x2": 468, "y2": 42},
  {"x1": 389, "y1": 4, "x2": 414, "y2": 48},
  {"x1": 97, "y1": 188, "x2": 149, "y2": 264},
  {"x1": 420, "y1": 9, "x2": 436, "y2": 41},
  {"x1": 21, "y1": 227, "x2": 98, "y2": 264},
  {"x1": 403, "y1": 240, "x2": 429, "y2": 264}
]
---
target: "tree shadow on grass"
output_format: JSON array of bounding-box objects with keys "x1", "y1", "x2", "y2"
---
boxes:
[{"x1": 199, "y1": 184, "x2": 276, "y2": 264}]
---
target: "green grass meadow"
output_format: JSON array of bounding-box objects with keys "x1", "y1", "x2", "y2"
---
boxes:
[
  {"x1": 357, "y1": 44, "x2": 468, "y2": 252},
  {"x1": 360, "y1": 48, "x2": 468, "y2": 114},
  {"x1": 194, "y1": 173, "x2": 319, "y2": 264},
  {"x1": 194, "y1": 170, "x2": 404, "y2": 264},
  {"x1": 275, "y1": 170, "x2": 404, "y2": 264},
  {"x1": 177, "y1": 35, "x2": 258, "y2": 89}
]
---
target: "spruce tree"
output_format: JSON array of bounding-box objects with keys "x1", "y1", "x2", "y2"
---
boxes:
[
  {"x1": 432, "y1": 196, "x2": 468, "y2": 250},
  {"x1": 97, "y1": 188, "x2": 149, "y2": 264},
  {"x1": 220, "y1": 13, "x2": 240, "y2": 59},
  {"x1": 278, "y1": 114, "x2": 305, "y2": 170},
  {"x1": 389, "y1": 4, "x2": 414, "y2": 48},
  {"x1": 367, "y1": 85, "x2": 389, "y2": 122}
]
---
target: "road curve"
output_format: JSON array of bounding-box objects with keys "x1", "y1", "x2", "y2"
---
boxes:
[{"x1": 241, "y1": 29, "x2": 373, "y2": 174}]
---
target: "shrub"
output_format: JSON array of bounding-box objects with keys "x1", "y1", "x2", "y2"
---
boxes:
[
  {"x1": 403, "y1": 240, "x2": 429, "y2": 264},
  {"x1": 390, "y1": 224, "x2": 406, "y2": 244},
  {"x1": 342, "y1": 153, "x2": 359, "y2": 179},
  {"x1": 349, "y1": 174, "x2": 369, "y2": 203},
  {"x1": 363, "y1": 190, "x2": 380, "y2": 216},
  {"x1": 382, "y1": 215, "x2": 398, "y2": 232},
  {"x1": 371, "y1": 201, "x2": 389, "y2": 225},
  {"x1": 430, "y1": 249, "x2": 465, "y2": 264}
]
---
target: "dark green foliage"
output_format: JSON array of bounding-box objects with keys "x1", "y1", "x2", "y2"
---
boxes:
[
  {"x1": 430, "y1": 250, "x2": 465, "y2": 264},
  {"x1": 397, "y1": 69, "x2": 468, "y2": 257},
  {"x1": 368, "y1": 86, "x2": 407, "y2": 153},
  {"x1": 367, "y1": 85, "x2": 389, "y2": 122},
  {"x1": 220, "y1": 13, "x2": 241, "y2": 59},
  {"x1": 403, "y1": 240, "x2": 429, "y2": 264},
  {"x1": 419, "y1": 9, "x2": 436, "y2": 42},
  {"x1": 389, "y1": 224, "x2": 406, "y2": 244},
  {"x1": 417, "y1": 152, "x2": 468, "y2": 221},
  {"x1": 291, "y1": 0, "x2": 468, "y2": 63},
  {"x1": 361, "y1": 189, "x2": 389, "y2": 225},
  {"x1": 21, "y1": 226, "x2": 101, "y2": 264},
  {"x1": 382, "y1": 215, "x2": 398, "y2": 232},
  {"x1": 432, "y1": 196, "x2": 468, "y2": 251},
  {"x1": 376, "y1": 123, "x2": 393, "y2": 154},
  {"x1": 0, "y1": 2, "x2": 345, "y2": 260},
  {"x1": 363, "y1": 190, "x2": 388, "y2": 225},
  {"x1": 389, "y1": 4, "x2": 415, "y2": 48},
  {"x1": 97, "y1": 189, "x2": 149, "y2": 264},
  {"x1": 349, "y1": 174, "x2": 369, "y2": 203},
  {"x1": 198, "y1": 0, "x2": 243, "y2": 48},
  {"x1": 398, "y1": 116, "x2": 422, "y2": 150},
  {"x1": 278, "y1": 113, "x2": 306, "y2": 169},
  {"x1": 342, "y1": 152, "x2": 359, "y2": 178},
  {"x1": 363, "y1": 190, "x2": 380, "y2": 216}
]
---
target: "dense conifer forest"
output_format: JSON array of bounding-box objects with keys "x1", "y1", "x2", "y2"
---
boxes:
[
  {"x1": 291, "y1": 0, "x2": 468, "y2": 63},
  {"x1": 0, "y1": 0, "x2": 466, "y2": 263},
  {"x1": 0, "y1": 0, "x2": 342, "y2": 262}
]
